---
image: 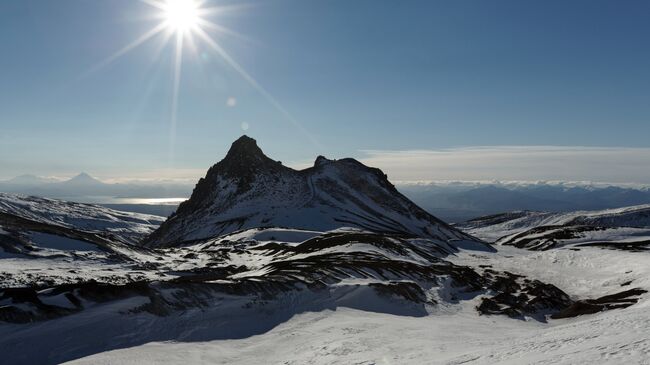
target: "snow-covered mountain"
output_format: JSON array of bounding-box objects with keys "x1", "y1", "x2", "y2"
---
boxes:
[
  {"x1": 144, "y1": 136, "x2": 477, "y2": 247},
  {"x1": 458, "y1": 205, "x2": 650, "y2": 250}
]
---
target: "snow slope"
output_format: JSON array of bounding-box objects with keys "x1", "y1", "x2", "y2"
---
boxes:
[
  {"x1": 458, "y1": 205, "x2": 650, "y2": 250},
  {"x1": 65, "y1": 304, "x2": 650, "y2": 365},
  {"x1": 0, "y1": 193, "x2": 164, "y2": 244},
  {"x1": 62, "y1": 244, "x2": 650, "y2": 365}
]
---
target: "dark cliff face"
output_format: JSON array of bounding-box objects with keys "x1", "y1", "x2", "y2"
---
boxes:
[
  {"x1": 217, "y1": 135, "x2": 285, "y2": 178},
  {"x1": 146, "y1": 136, "x2": 298, "y2": 245},
  {"x1": 174, "y1": 136, "x2": 292, "y2": 216}
]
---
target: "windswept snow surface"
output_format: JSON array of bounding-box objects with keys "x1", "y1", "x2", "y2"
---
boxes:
[
  {"x1": 66, "y1": 245, "x2": 650, "y2": 365},
  {"x1": 460, "y1": 204, "x2": 650, "y2": 241},
  {"x1": 66, "y1": 306, "x2": 650, "y2": 365},
  {"x1": 0, "y1": 193, "x2": 164, "y2": 244},
  {"x1": 458, "y1": 205, "x2": 650, "y2": 250}
]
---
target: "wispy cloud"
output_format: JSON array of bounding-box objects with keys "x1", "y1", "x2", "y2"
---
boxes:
[
  {"x1": 5, "y1": 146, "x2": 650, "y2": 187},
  {"x1": 97, "y1": 168, "x2": 207, "y2": 184},
  {"x1": 359, "y1": 146, "x2": 650, "y2": 184}
]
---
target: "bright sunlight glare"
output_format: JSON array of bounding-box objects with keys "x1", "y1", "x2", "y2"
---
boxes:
[
  {"x1": 163, "y1": 0, "x2": 200, "y2": 32},
  {"x1": 87, "y1": 0, "x2": 318, "y2": 164}
]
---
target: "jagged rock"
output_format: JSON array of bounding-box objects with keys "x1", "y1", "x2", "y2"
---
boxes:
[{"x1": 551, "y1": 288, "x2": 648, "y2": 319}]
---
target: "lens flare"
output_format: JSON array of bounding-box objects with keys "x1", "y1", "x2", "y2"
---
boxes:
[{"x1": 163, "y1": 0, "x2": 200, "y2": 33}]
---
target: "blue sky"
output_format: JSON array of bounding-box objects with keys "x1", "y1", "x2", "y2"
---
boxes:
[{"x1": 1, "y1": 0, "x2": 650, "y2": 182}]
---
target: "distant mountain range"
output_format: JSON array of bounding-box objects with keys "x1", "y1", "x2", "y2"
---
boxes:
[
  {"x1": 4, "y1": 171, "x2": 650, "y2": 225},
  {"x1": 0, "y1": 172, "x2": 192, "y2": 201},
  {"x1": 398, "y1": 182, "x2": 650, "y2": 222},
  {"x1": 4, "y1": 174, "x2": 61, "y2": 185}
]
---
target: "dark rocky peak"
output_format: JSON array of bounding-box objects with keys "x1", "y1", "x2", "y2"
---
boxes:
[
  {"x1": 214, "y1": 135, "x2": 287, "y2": 178},
  {"x1": 314, "y1": 155, "x2": 332, "y2": 167},
  {"x1": 224, "y1": 135, "x2": 264, "y2": 161},
  {"x1": 173, "y1": 136, "x2": 288, "y2": 216}
]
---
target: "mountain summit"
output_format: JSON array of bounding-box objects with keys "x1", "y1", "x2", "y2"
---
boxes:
[
  {"x1": 65, "y1": 172, "x2": 104, "y2": 185},
  {"x1": 144, "y1": 135, "x2": 480, "y2": 247}
]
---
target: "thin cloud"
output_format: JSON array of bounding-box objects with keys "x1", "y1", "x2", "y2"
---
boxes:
[
  {"x1": 359, "y1": 146, "x2": 650, "y2": 184},
  {"x1": 98, "y1": 168, "x2": 206, "y2": 184}
]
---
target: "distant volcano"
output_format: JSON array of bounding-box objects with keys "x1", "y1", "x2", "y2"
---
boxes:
[{"x1": 63, "y1": 172, "x2": 105, "y2": 186}]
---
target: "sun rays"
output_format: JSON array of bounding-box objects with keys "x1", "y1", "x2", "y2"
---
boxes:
[
  {"x1": 87, "y1": 0, "x2": 318, "y2": 166},
  {"x1": 160, "y1": 0, "x2": 201, "y2": 32}
]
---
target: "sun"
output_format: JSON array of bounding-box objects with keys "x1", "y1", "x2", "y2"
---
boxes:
[
  {"x1": 162, "y1": 0, "x2": 200, "y2": 33},
  {"x1": 89, "y1": 0, "x2": 314, "y2": 155}
]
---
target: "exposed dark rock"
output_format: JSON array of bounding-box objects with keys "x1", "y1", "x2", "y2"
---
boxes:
[
  {"x1": 576, "y1": 240, "x2": 650, "y2": 252},
  {"x1": 498, "y1": 225, "x2": 606, "y2": 250},
  {"x1": 551, "y1": 288, "x2": 647, "y2": 319},
  {"x1": 369, "y1": 282, "x2": 429, "y2": 303}
]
